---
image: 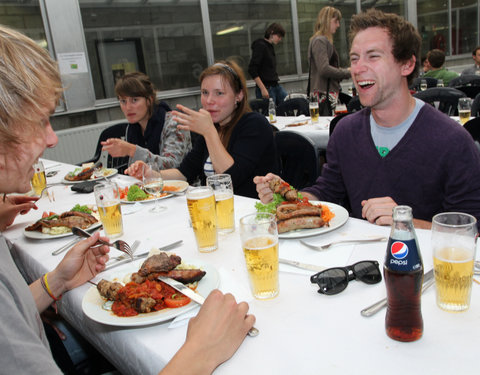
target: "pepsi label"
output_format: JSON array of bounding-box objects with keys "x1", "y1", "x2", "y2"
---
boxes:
[{"x1": 384, "y1": 238, "x2": 422, "y2": 272}]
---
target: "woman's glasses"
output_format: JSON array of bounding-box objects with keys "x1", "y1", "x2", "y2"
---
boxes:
[{"x1": 310, "y1": 260, "x2": 382, "y2": 295}]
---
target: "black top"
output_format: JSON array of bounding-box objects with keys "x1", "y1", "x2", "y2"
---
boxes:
[
  {"x1": 178, "y1": 112, "x2": 279, "y2": 198},
  {"x1": 125, "y1": 101, "x2": 171, "y2": 155},
  {"x1": 248, "y1": 39, "x2": 279, "y2": 87}
]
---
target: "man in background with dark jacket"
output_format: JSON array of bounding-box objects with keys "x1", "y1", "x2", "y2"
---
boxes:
[{"x1": 248, "y1": 23, "x2": 287, "y2": 106}]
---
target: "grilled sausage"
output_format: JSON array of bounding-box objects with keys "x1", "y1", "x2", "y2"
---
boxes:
[
  {"x1": 277, "y1": 216, "x2": 326, "y2": 234},
  {"x1": 276, "y1": 204, "x2": 322, "y2": 220}
]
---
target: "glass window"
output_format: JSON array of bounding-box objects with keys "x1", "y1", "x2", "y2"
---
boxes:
[
  {"x1": 0, "y1": 0, "x2": 48, "y2": 50},
  {"x1": 417, "y1": 1, "x2": 449, "y2": 56},
  {"x1": 297, "y1": 1, "x2": 354, "y2": 72},
  {"x1": 208, "y1": 0, "x2": 295, "y2": 79},
  {"x1": 451, "y1": 0, "x2": 478, "y2": 55},
  {"x1": 79, "y1": 0, "x2": 207, "y2": 100}
]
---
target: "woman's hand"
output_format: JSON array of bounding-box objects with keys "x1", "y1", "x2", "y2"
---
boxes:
[
  {"x1": 172, "y1": 104, "x2": 217, "y2": 138},
  {"x1": 125, "y1": 160, "x2": 149, "y2": 180},
  {"x1": 49, "y1": 231, "x2": 110, "y2": 294},
  {"x1": 0, "y1": 195, "x2": 38, "y2": 231},
  {"x1": 253, "y1": 173, "x2": 279, "y2": 204},
  {"x1": 101, "y1": 138, "x2": 136, "y2": 158}
]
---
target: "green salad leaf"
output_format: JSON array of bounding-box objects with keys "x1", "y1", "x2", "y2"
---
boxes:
[
  {"x1": 71, "y1": 204, "x2": 92, "y2": 214},
  {"x1": 127, "y1": 185, "x2": 148, "y2": 201},
  {"x1": 254, "y1": 188, "x2": 304, "y2": 214}
]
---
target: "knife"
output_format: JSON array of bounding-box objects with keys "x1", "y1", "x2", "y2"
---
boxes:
[
  {"x1": 158, "y1": 276, "x2": 259, "y2": 338},
  {"x1": 360, "y1": 268, "x2": 435, "y2": 317},
  {"x1": 279, "y1": 258, "x2": 326, "y2": 272}
]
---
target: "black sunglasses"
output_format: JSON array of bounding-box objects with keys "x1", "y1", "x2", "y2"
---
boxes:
[{"x1": 310, "y1": 260, "x2": 382, "y2": 295}]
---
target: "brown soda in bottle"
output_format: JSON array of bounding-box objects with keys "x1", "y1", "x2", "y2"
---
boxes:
[{"x1": 384, "y1": 206, "x2": 424, "y2": 342}]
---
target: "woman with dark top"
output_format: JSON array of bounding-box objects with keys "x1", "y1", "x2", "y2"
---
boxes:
[
  {"x1": 101, "y1": 72, "x2": 191, "y2": 170},
  {"x1": 126, "y1": 60, "x2": 279, "y2": 199},
  {"x1": 307, "y1": 7, "x2": 350, "y2": 99}
]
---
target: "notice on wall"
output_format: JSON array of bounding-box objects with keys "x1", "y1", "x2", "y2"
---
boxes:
[{"x1": 57, "y1": 52, "x2": 88, "y2": 74}]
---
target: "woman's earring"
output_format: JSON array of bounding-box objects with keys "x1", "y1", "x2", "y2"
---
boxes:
[{"x1": 235, "y1": 101, "x2": 239, "y2": 108}]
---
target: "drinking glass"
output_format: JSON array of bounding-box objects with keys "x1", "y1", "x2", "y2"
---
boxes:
[
  {"x1": 142, "y1": 163, "x2": 166, "y2": 213},
  {"x1": 458, "y1": 97, "x2": 472, "y2": 125},
  {"x1": 309, "y1": 93, "x2": 319, "y2": 123},
  {"x1": 94, "y1": 181, "x2": 124, "y2": 238},
  {"x1": 240, "y1": 212, "x2": 279, "y2": 299},
  {"x1": 206, "y1": 174, "x2": 235, "y2": 234},
  {"x1": 186, "y1": 186, "x2": 218, "y2": 252},
  {"x1": 432, "y1": 212, "x2": 477, "y2": 312},
  {"x1": 420, "y1": 79, "x2": 428, "y2": 91},
  {"x1": 31, "y1": 161, "x2": 46, "y2": 196}
]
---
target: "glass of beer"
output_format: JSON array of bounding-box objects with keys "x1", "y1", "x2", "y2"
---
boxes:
[
  {"x1": 432, "y1": 212, "x2": 477, "y2": 312},
  {"x1": 457, "y1": 97, "x2": 472, "y2": 125},
  {"x1": 31, "y1": 161, "x2": 46, "y2": 196},
  {"x1": 240, "y1": 212, "x2": 279, "y2": 299},
  {"x1": 186, "y1": 186, "x2": 218, "y2": 252},
  {"x1": 94, "y1": 182, "x2": 124, "y2": 238},
  {"x1": 309, "y1": 93, "x2": 319, "y2": 124},
  {"x1": 206, "y1": 174, "x2": 235, "y2": 234}
]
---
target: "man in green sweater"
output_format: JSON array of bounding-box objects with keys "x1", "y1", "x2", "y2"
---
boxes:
[{"x1": 423, "y1": 49, "x2": 459, "y2": 85}]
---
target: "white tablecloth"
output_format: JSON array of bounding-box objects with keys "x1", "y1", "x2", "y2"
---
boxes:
[
  {"x1": 4, "y1": 159, "x2": 480, "y2": 375},
  {"x1": 273, "y1": 116, "x2": 331, "y2": 151}
]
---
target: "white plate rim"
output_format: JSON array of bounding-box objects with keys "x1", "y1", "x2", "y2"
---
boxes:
[
  {"x1": 62, "y1": 168, "x2": 118, "y2": 184},
  {"x1": 278, "y1": 201, "x2": 349, "y2": 239},
  {"x1": 82, "y1": 259, "x2": 218, "y2": 327},
  {"x1": 23, "y1": 221, "x2": 101, "y2": 240}
]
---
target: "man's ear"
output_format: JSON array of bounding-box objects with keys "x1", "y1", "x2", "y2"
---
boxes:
[{"x1": 401, "y1": 56, "x2": 416, "y2": 77}]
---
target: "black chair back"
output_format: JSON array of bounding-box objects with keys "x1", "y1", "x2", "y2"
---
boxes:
[
  {"x1": 81, "y1": 122, "x2": 129, "y2": 173},
  {"x1": 347, "y1": 95, "x2": 363, "y2": 113},
  {"x1": 274, "y1": 131, "x2": 320, "y2": 190},
  {"x1": 249, "y1": 98, "x2": 269, "y2": 116},
  {"x1": 472, "y1": 93, "x2": 480, "y2": 117},
  {"x1": 413, "y1": 87, "x2": 466, "y2": 115},
  {"x1": 338, "y1": 92, "x2": 352, "y2": 105},
  {"x1": 329, "y1": 113, "x2": 351, "y2": 137},
  {"x1": 276, "y1": 97, "x2": 309, "y2": 116},
  {"x1": 410, "y1": 77, "x2": 438, "y2": 90},
  {"x1": 463, "y1": 117, "x2": 480, "y2": 153},
  {"x1": 448, "y1": 74, "x2": 480, "y2": 88}
]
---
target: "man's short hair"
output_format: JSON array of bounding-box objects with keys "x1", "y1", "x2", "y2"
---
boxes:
[
  {"x1": 427, "y1": 49, "x2": 445, "y2": 69},
  {"x1": 473, "y1": 46, "x2": 480, "y2": 56},
  {"x1": 264, "y1": 23, "x2": 285, "y2": 39},
  {"x1": 349, "y1": 8, "x2": 421, "y2": 85}
]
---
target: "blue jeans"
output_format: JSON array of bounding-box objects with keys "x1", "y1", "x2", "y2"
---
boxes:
[{"x1": 255, "y1": 84, "x2": 287, "y2": 106}]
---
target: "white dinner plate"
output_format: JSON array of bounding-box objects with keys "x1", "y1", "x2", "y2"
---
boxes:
[
  {"x1": 120, "y1": 180, "x2": 188, "y2": 204},
  {"x1": 278, "y1": 201, "x2": 349, "y2": 239},
  {"x1": 82, "y1": 259, "x2": 218, "y2": 327},
  {"x1": 62, "y1": 168, "x2": 118, "y2": 184},
  {"x1": 23, "y1": 221, "x2": 101, "y2": 240}
]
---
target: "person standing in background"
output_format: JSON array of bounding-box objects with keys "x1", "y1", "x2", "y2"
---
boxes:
[
  {"x1": 423, "y1": 49, "x2": 459, "y2": 86},
  {"x1": 461, "y1": 46, "x2": 480, "y2": 76},
  {"x1": 248, "y1": 23, "x2": 287, "y2": 106},
  {"x1": 307, "y1": 6, "x2": 351, "y2": 101}
]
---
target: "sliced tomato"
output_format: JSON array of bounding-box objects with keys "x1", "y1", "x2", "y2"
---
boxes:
[
  {"x1": 164, "y1": 293, "x2": 191, "y2": 308},
  {"x1": 42, "y1": 211, "x2": 56, "y2": 218}
]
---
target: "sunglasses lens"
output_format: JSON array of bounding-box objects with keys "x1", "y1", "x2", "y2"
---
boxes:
[
  {"x1": 353, "y1": 261, "x2": 382, "y2": 284},
  {"x1": 314, "y1": 268, "x2": 349, "y2": 295}
]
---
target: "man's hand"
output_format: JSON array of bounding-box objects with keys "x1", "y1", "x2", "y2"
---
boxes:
[
  {"x1": 253, "y1": 173, "x2": 279, "y2": 203},
  {"x1": 361, "y1": 196, "x2": 398, "y2": 226},
  {"x1": 0, "y1": 195, "x2": 38, "y2": 231}
]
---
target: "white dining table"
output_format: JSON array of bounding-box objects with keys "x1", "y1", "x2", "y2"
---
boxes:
[
  {"x1": 4, "y1": 159, "x2": 480, "y2": 375},
  {"x1": 271, "y1": 115, "x2": 332, "y2": 152}
]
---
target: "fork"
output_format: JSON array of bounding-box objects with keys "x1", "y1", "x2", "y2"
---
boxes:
[
  {"x1": 71, "y1": 226, "x2": 133, "y2": 259},
  {"x1": 300, "y1": 236, "x2": 387, "y2": 251}
]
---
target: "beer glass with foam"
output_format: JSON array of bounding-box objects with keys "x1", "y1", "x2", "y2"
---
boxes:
[
  {"x1": 206, "y1": 174, "x2": 235, "y2": 234},
  {"x1": 309, "y1": 93, "x2": 319, "y2": 123},
  {"x1": 94, "y1": 181, "x2": 124, "y2": 238},
  {"x1": 432, "y1": 212, "x2": 477, "y2": 312},
  {"x1": 457, "y1": 97, "x2": 472, "y2": 125},
  {"x1": 31, "y1": 161, "x2": 46, "y2": 196},
  {"x1": 186, "y1": 186, "x2": 218, "y2": 252},
  {"x1": 240, "y1": 213, "x2": 279, "y2": 299}
]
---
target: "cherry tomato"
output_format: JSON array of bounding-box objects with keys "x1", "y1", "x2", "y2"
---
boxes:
[{"x1": 164, "y1": 293, "x2": 191, "y2": 308}]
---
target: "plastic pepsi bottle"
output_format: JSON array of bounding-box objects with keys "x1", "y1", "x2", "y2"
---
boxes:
[{"x1": 384, "y1": 205, "x2": 424, "y2": 342}]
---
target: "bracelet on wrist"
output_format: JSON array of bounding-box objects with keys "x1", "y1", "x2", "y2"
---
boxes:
[{"x1": 40, "y1": 273, "x2": 62, "y2": 301}]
